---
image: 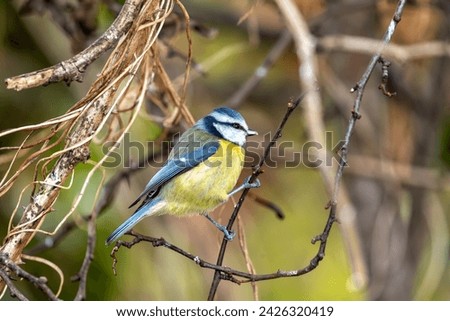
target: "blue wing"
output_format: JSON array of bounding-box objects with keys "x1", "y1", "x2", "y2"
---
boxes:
[{"x1": 128, "y1": 140, "x2": 219, "y2": 208}]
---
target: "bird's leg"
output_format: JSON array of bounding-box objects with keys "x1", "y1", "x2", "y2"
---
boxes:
[
  {"x1": 228, "y1": 176, "x2": 261, "y2": 197},
  {"x1": 203, "y1": 177, "x2": 260, "y2": 240},
  {"x1": 204, "y1": 213, "x2": 235, "y2": 241}
]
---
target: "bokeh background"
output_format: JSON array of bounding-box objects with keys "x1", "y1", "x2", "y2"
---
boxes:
[{"x1": 0, "y1": 0, "x2": 449, "y2": 300}]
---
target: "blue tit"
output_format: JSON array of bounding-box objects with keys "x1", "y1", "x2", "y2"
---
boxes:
[{"x1": 106, "y1": 107, "x2": 259, "y2": 245}]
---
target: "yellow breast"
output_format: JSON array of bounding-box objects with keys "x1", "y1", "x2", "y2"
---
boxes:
[{"x1": 161, "y1": 139, "x2": 245, "y2": 216}]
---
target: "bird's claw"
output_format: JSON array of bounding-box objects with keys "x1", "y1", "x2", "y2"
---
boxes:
[
  {"x1": 224, "y1": 229, "x2": 236, "y2": 241},
  {"x1": 243, "y1": 176, "x2": 261, "y2": 189}
]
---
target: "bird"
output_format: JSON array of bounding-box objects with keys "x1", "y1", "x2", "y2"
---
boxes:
[{"x1": 106, "y1": 107, "x2": 260, "y2": 245}]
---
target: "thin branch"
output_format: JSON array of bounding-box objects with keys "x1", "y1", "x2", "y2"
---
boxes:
[
  {"x1": 0, "y1": 254, "x2": 60, "y2": 301},
  {"x1": 0, "y1": 0, "x2": 173, "y2": 296},
  {"x1": 21, "y1": 254, "x2": 64, "y2": 298},
  {"x1": 236, "y1": 216, "x2": 258, "y2": 300},
  {"x1": 323, "y1": 0, "x2": 407, "y2": 290},
  {"x1": 110, "y1": 206, "x2": 335, "y2": 285},
  {"x1": 225, "y1": 29, "x2": 292, "y2": 108},
  {"x1": 276, "y1": 0, "x2": 370, "y2": 291},
  {"x1": 26, "y1": 147, "x2": 168, "y2": 256},
  {"x1": 248, "y1": 193, "x2": 285, "y2": 220},
  {"x1": 72, "y1": 55, "x2": 151, "y2": 301},
  {"x1": 318, "y1": 58, "x2": 378, "y2": 145},
  {"x1": 337, "y1": 0, "x2": 408, "y2": 204},
  {"x1": 0, "y1": 269, "x2": 29, "y2": 301},
  {"x1": 208, "y1": 94, "x2": 305, "y2": 300},
  {"x1": 70, "y1": 185, "x2": 102, "y2": 300},
  {"x1": 317, "y1": 35, "x2": 450, "y2": 64},
  {"x1": 19, "y1": 0, "x2": 100, "y2": 53},
  {"x1": 377, "y1": 57, "x2": 397, "y2": 97},
  {"x1": 110, "y1": 96, "x2": 306, "y2": 294},
  {"x1": 109, "y1": 0, "x2": 410, "y2": 301},
  {"x1": 5, "y1": 0, "x2": 145, "y2": 91},
  {"x1": 347, "y1": 154, "x2": 448, "y2": 190}
]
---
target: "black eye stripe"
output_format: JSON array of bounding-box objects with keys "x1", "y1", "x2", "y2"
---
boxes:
[{"x1": 218, "y1": 121, "x2": 244, "y2": 131}]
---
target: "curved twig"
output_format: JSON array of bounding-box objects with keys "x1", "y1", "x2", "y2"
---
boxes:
[
  {"x1": 0, "y1": 254, "x2": 60, "y2": 301},
  {"x1": 0, "y1": 0, "x2": 174, "y2": 296},
  {"x1": 5, "y1": 0, "x2": 145, "y2": 91},
  {"x1": 207, "y1": 94, "x2": 305, "y2": 300}
]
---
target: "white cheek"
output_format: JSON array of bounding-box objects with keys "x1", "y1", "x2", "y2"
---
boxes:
[
  {"x1": 213, "y1": 123, "x2": 246, "y2": 146},
  {"x1": 235, "y1": 133, "x2": 246, "y2": 146}
]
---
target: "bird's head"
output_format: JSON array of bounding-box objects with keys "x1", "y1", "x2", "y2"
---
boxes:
[{"x1": 195, "y1": 107, "x2": 257, "y2": 146}]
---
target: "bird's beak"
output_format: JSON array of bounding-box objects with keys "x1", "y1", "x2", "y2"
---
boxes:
[{"x1": 247, "y1": 129, "x2": 258, "y2": 136}]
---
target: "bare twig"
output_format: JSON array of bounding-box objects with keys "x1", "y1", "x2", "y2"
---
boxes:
[
  {"x1": 26, "y1": 148, "x2": 167, "y2": 256},
  {"x1": 225, "y1": 30, "x2": 292, "y2": 108},
  {"x1": 377, "y1": 57, "x2": 397, "y2": 97},
  {"x1": 208, "y1": 94, "x2": 305, "y2": 300},
  {"x1": 318, "y1": 59, "x2": 377, "y2": 145},
  {"x1": 0, "y1": 269, "x2": 29, "y2": 301},
  {"x1": 0, "y1": 254, "x2": 60, "y2": 301},
  {"x1": 108, "y1": 0, "x2": 411, "y2": 301},
  {"x1": 110, "y1": 204, "x2": 335, "y2": 285},
  {"x1": 21, "y1": 254, "x2": 64, "y2": 298},
  {"x1": 72, "y1": 55, "x2": 152, "y2": 301},
  {"x1": 340, "y1": 0, "x2": 408, "y2": 202},
  {"x1": 5, "y1": 0, "x2": 144, "y2": 91},
  {"x1": 317, "y1": 35, "x2": 450, "y2": 64},
  {"x1": 0, "y1": 0, "x2": 174, "y2": 296},
  {"x1": 347, "y1": 154, "x2": 448, "y2": 190},
  {"x1": 110, "y1": 96, "x2": 307, "y2": 296},
  {"x1": 0, "y1": 92, "x2": 107, "y2": 294},
  {"x1": 249, "y1": 193, "x2": 285, "y2": 220},
  {"x1": 275, "y1": 0, "x2": 368, "y2": 290},
  {"x1": 236, "y1": 216, "x2": 259, "y2": 300},
  {"x1": 327, "y1": 0, "x2": 407, "y2": 289},
  {"x1": 19, "y1": 0, "x2": 100, "y2": 53}
]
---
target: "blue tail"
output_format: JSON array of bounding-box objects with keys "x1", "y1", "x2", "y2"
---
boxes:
[{"x1": 106, "y1": 199, "x2": 161, "y2": 245}]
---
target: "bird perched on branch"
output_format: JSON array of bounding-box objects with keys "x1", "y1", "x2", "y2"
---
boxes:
[{"x1": 106, "y1": 107, "x2": 259, "y2": 245}]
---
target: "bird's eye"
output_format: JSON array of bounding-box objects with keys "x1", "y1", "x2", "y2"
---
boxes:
[{"x1": 232, "y1": 123, "x2": 243, "y2": 130}]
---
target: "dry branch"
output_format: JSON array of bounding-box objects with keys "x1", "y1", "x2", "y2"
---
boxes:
[
  {"x1": 0, "y1": 254, "x2": 60, "y2": 301},
  {"x1": 343, "y1": 155, "x2": 448, "y2": 190},
  {"x1": 5, "y1": 0, "x2": 144, "y2": 91},
  {"x1": 0, "y1": 90, "x2": 110, "y2": 294},
  {"x1": 207, "y1": 94, "x2": 305, "y2": 300},
  {"x1": 111, "y1": 96, "x2": 332, "y2": 300},
  {"x1": 0, "y1": 0, "x2": 175, "y2": 297},
  {"x1": 317, "y1": 35, "x2": 450, "y2": 64},
  {"x1": 225, "y1": 29, "x2": 292, "y2": 108},
  {"x1": 330, "y1": 0, "x2": 408, "y2": 293},
  {"x1": 274, "y1": 0, "x2": 368, "y2": 289}
]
